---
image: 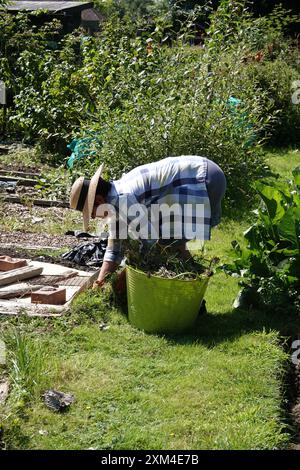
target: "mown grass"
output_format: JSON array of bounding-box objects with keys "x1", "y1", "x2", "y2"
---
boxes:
[
  {"x1": 0, "y1": 147, "x2": 300, "y2": 450},
  {"x1": 0, "y1": 284, "x2": 293, "y2": 450},
  {"x1": 265, "y1": 148, "x2": 300, "y2": 179}
]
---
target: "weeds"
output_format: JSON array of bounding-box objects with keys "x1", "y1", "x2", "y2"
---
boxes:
[
  {"x1": 71, "y1": 281, "x2": 124, "y2": 323},
  {"x1": 124, "y1": 239, "x2": 219, "y2": 279},
  {"x1": 0, "y1": 329, "x2": 51, "y2": 449},
  {"x1": 4, "y1": 330, "x2": 49, "y2": 403}
]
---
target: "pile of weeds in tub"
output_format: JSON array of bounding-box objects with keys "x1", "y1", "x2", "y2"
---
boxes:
[{"x1": 124, "y1": 240, "x2": 219, "y2": 280}]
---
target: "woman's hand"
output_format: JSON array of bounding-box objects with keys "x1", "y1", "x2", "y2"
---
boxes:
[
  {"x1": 92, "y1": 260, "x2": 118, "y2": 289},
  {"x1": 92, "y1": 279, "x2": 105, "y2": 289}
]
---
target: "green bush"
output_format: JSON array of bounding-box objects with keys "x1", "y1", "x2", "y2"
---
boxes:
[
  {"x1": 70, "y1": 6, "x2": 272, "y2": 199},
  {"x1": 0, "y1": 12, "x2": 96, "y2": 152},
  {"x1": 2, "y1": 1, "x2": 299, "y2": 199},
  {"x1": 219, "y1": 3, "x2": 300, "y2": 147},
  {"x1": 245, "y1": 58, "x2": 300, "y2": 147},
  {"x1": 11, "y1": 30, "x2": 94, "y2": 153}
]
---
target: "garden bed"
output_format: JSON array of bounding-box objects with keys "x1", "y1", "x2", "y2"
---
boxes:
[{"x1": 0, "y1": 148, "x2": 300, "y2": 450}]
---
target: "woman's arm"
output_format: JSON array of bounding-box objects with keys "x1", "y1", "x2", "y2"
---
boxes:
[{"x1": 93, "y1": 260, "x2": 119, "y2": 287}]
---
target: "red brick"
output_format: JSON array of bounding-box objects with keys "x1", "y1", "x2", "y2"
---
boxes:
[
  {"x1": 31, "y1": 287, "x2": 66, "y2": 305},
  {"x1": 0, "y1": 256, "x2": 27, "y2": 271}
]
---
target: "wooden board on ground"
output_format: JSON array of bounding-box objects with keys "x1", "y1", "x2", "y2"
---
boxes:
[
  {"x1": 0, "y1": 175, "x2": 38, "y2": 187},
  {"x1": 0, "y1": 265, "x2": 43, "y2": 286},
  {"x1": 0, "y1": 282, "x2": 44, "y2": 299},
  {"x1": 0, "y1": 169, "x2": 41, "y2": 178},
  {"x1": 3, "y1": 195, "x2": 69, "y2": 208},
  {"x1": 0, "y1": 260, "x2": 99, "y2": 317}
]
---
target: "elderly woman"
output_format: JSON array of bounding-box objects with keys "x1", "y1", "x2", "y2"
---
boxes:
[{"x1": 70, "y1": 155, "x2": 226, "y2": 288}]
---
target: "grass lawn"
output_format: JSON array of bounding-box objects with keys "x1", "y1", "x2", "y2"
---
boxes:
[{"x1": 0, "y1": 147, "x2": 300, "y2": 450}]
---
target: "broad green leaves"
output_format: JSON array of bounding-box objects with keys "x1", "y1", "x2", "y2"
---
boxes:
[
  {"x1": 278, "y1": 206, "x2": 300, "y2": 249},
  {"x1": 224, "y1": 169, "x2": 300, "y2": 312}
]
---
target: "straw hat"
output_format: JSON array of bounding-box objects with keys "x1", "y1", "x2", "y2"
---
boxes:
[{"x1": 69, "y1": 164, "x2": 104, "y2": 231}]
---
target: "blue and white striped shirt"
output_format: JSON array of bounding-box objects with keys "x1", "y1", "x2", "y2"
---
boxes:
[{"x1": 103, "y1": 156, "x2": 212, "y2": 264}]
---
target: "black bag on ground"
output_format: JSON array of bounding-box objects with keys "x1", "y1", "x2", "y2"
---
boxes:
[{"x1": 61, "y1": 240, "x2": 108, "y2": 267}]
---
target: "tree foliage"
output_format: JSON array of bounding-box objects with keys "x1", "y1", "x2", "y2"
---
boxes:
[{"x1": 0, "y1": 1, "x2": 299, "y2": 200}]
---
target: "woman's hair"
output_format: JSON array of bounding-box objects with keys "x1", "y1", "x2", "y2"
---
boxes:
[{"x1": 96, "y1": 177, "x2": 112, "y2": 198}]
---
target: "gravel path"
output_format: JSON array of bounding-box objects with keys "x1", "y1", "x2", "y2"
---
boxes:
[{"x1": 0, "y1": 230, "x2": 78, "y2": 249}]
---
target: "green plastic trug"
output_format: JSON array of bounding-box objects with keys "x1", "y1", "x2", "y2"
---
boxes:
[{"x1": 126, "y1": 265, "x2": 210, "y2": 334}]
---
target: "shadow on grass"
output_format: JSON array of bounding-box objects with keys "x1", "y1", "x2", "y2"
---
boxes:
[
  {"x1": 165, "y1": 307, "x2": 300, "y2": 347},
  {"x1": 113, "y1": 287, "x2": 300, "y2": 346}
]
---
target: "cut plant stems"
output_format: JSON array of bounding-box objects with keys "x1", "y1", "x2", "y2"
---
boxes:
[{"x1": 124, "y1": 240, "x2": 219, "y2": 280}]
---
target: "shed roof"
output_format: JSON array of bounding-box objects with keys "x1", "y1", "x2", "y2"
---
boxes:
[
  {"x1": 81, "y1": 7, "x2": 103, "y2": 22},
  {"x1": 6, "y1": 1, "x2": 94, "y2": 13}
]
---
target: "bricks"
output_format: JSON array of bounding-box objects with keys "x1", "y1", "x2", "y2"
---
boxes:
[
  {"x1": 0, "y1": 256, "x2": 27, "y2": 272},
  {"x1": 31, "y1": 286, "x2": 66, "y2": 305}
]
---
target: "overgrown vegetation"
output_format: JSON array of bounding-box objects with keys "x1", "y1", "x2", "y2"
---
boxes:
[
  {"x1": 1, "y1": 1, "x2": 299, "y2": 200},
  {"x1": 0, "y1": 147, "x2": 298, "y2": 451}
]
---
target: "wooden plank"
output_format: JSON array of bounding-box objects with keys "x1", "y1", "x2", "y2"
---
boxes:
[
  {"x1": 66, "y1": 269, "x2": 99, "y2": 302},
  {"x1": 30, "y1": 261, "x2": 90, "y2": 277},
  {"x1": 0, "y1": 261, "x2": 100, "y2": 316},
  {"x1": 0, "y1": 286, "x2": 80, "y2": 313},
  {"x1": 0, "y1": 244, "x2": 63, "y2": 251},
  {"x1": 0, "y1": 169, "x2": 41, "y2": 178},
  {"x1": 0, "y1": 304, "x2": 63, "y2": 317},
  {"x1": 3, "y1": 195, "x2": 69, "y2": 208},
  {"x1": 0, "y1": 283, "x2": 44, "y2": 299},
  {"x1": 28, "y1": 272, "x2": 78, "y2": 287},
  {"x1": 0, "y1": 265, "x2": 43, "y2": 286},
  {"x1": 62, "y1": 276, "x2": 89, "y2": 286},
  {"x1": 0, "y1": 175, "x2": 38, "y2": 187}
]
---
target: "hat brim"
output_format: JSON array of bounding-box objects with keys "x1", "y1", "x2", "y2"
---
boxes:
[{"x1": 82, "y1": 163, "x2": 104, "y2": 231}]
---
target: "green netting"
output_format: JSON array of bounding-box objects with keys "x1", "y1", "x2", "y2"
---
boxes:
[{"x1": 67, "y1": 133, "x2": 102, "y2": 168}]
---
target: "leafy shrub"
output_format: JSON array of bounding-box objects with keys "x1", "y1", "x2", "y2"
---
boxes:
[
  {"x1": 0, "y1": 12, "x2": 95, "y2": 152},
  {"x1": 2, "y1": 1, "x2": 299, "y2": 200},
  {"x1": 245, "y1": 58, "x2": 300, "y2": 147},
  {"x1": 71, "y1": 5, "x2": 274, "y2": 199},
  {"x1": 11, "y1": 31, "x2": 94, "y2": 153},
  {"x1": 223, "y1": 167, "x2": 300, "y2": 313},
  {"x1": 231, "y1": 3, "x2": 300, "y2": 146}
]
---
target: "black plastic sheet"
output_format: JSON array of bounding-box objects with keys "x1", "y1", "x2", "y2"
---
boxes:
[{"x1": 61, "y1": 239, "x2": 108, "y2": 267}]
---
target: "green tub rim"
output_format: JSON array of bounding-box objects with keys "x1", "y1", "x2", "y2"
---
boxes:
[{"x1": 125, "y1": 263, "x2": 211, "y2": 283}]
